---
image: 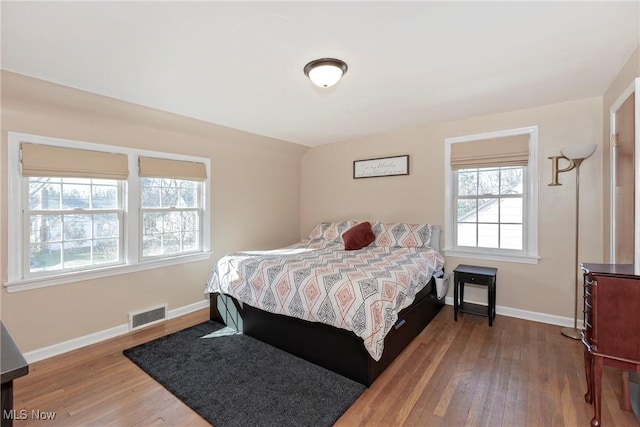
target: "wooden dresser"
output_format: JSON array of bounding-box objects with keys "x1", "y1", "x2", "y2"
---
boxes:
[{"x1": 581, "y1": 263, "x2": 640, "y2": 427}]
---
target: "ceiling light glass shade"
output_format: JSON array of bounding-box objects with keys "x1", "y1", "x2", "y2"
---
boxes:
[
  {"x1": 304, "y1": 58, "x2": 348, "y2": 88},
  {"x1": 561, "y1": 144, "x2": 597, "y2": 160}
]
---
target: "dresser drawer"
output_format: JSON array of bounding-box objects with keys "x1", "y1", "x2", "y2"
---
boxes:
[{"x1": 582, "y1": 272, "x2": 596, "y2": 348}]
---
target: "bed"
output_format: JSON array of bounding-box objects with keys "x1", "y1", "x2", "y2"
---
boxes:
[{"x1": 205, "y1": 220, "x2": 446, "y2": 386}]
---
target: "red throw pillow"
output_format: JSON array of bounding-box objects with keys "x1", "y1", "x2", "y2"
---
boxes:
[{"x1": 342, "y1": 222, "x2": 375, "y2": 250}]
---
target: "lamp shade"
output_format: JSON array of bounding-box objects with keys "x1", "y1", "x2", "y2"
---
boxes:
[
  {"x1": 561, "y1": 144, "x2": 597, "y2": 160},
  {"x1": 304, "y1": 58, "x2": 348, "y2": 88}
]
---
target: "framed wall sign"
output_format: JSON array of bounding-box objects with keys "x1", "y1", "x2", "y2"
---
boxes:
[{"x1": 353, "y1": 155, "x2": 409, "y2": 179}]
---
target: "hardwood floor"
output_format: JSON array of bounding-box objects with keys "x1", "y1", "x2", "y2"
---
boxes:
[
  {"x1": 13, "y1": 309, "x2": 211, "y2": 427},
  {"x1": 11, "y1": 306, "x2": 640, "y2": 426}
]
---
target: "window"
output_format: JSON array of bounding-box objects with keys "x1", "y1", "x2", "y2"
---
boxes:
[
  {"x1": 455, "y1": 166, "x2": 524, "y2": 250},
  {"x1": 7, "y1": 132, "x2": 211, "y2": 292},
  {"x1": 138, "y1": 155, "x2": 207, "y2": 260},
  {"x1": 444, "y1": 127, "x2": 539, "y2": 264},
  {"x1": 140, "y1": 178, "x2": 201, "y2": 258},
  {"x1": 27, "y1": 177, "x2": 123, "y2": 275}
]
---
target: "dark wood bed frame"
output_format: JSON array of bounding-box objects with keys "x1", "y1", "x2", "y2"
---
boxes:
[{"x1": 209, "y1": 277, "x2": 444, "y2": 386}]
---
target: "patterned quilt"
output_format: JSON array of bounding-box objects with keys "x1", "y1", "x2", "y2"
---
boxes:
[{"x1": 205, "y1": 239, "x2": 444, "y2": 360}]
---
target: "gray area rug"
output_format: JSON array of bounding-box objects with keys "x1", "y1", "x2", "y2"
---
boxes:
[{"x1": 123, "y1": 321, "x2": 365, "y2": 427}]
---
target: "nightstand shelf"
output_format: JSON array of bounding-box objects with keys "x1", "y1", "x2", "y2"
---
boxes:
[{"x1": 458, "y1": 301, "x2": 489, "y2": 317}]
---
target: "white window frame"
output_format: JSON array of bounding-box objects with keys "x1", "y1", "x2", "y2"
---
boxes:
[
  {"x1": 444, "y1": 126, "x2": 540, "y2": 264},
  {"x1": 6, "y1": 132, "x2": 211, "y2": 292}
]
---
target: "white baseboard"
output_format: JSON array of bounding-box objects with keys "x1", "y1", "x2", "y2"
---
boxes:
[
  {"x1": 443, "y1": 296, "x2": 580, "y2": 328},
  {"x1": 168, "y1": 299, "x2": 209, "y2": 320},
  {"x1": 24, "y1": 297, "x2": 576, "y2": 365},
  {"x1": 23, "y1": 299, "x2": 210, "y2": 364}
]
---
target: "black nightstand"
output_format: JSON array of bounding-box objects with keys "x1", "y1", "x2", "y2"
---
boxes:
[{"x1": 453, "y1": 264, "x2": 497, "y2": 326}]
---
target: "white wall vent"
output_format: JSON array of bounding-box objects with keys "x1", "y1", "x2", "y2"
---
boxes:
[{"x1": 129, "y1": 304, "x2": 168, "y2": 331}]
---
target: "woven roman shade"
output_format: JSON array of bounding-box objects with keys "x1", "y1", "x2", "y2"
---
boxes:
[
  {"x1": 139, "y1": 156, "x2": 207, "y2": 181},
  {"x1": 450, "y1": 134, "x2": 529, "y2": 170},
  {"x1": 21, "y1": 143, "x2": 128, "y2": 179}
]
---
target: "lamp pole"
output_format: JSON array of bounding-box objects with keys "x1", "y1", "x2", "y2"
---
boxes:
[
  {"x1": 556, "y1": 143, "x2": 596, "y2": 340},
  {"x1": 561, "y1": 158, "x2": 584, "y2": 340}
]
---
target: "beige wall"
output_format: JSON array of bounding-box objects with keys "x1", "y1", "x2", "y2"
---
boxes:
[
  {"x1": 3, "y1": 58, "x2": 627, "y2": 352},
  {"x1": 0, "y1": 71, "x2": 308, "y2": 352},
  {"x1": 602, "y1": 45, "x2": 640, "y2": 262},
  {"x1": 301, "y1": 97, "x2": 604, "y2": 319}
]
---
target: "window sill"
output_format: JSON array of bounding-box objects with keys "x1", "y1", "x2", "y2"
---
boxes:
[
  {"x1": 4, "y1": 252, "x2": 212, "y2": 293},
  {"x1": 443, "y1": 248, "x2": 540, "y2": 265}
]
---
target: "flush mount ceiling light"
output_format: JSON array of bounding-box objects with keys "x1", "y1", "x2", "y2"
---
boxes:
[{"x1": 303, "y1": 58, "x2": 348, "y2": 88}]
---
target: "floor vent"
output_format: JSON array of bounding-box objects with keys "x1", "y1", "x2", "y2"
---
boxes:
[{"x1": 129, "y1": 304, "x2": 168, "y2": 331}]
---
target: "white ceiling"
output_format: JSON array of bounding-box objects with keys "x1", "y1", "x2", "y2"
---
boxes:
[{"x1": 2, "y1": 1, "x2": 638, "y2": 147}]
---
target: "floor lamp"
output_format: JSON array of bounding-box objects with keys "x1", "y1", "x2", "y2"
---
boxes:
[{"x1": 560, "y1": 143, "x2": 597, "y2": 340}]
